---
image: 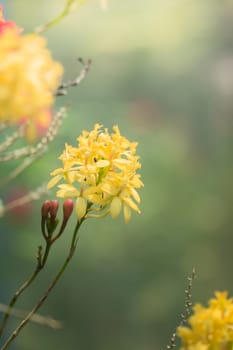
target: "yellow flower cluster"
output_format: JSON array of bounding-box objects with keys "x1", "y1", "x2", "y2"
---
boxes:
[
  {"x1": 178, "y1": 292, "x2": 233, "y2": 350},
  {"x1": 48, "y1": 124, "x2": 143, "y2": 222},
  {"x1": 0, "y1": 8, "x2": 63, "y2": 125}
]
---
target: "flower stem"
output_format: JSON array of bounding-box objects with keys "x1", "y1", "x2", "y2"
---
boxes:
[
  {"x1": 0, "y1": 240, "x2": 52, "y2": 338},
  {"x1": 0, "y1": 219, "x2": 83, "y2": 350},
  {"x1": 0, "y1": 269, "x2": 39, "y2": 338},
  {"x1": 35, "y1": 0, "x2": 87, "y2": 34}
]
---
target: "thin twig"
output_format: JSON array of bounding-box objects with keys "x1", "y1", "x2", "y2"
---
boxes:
[
  {"x1": 0, "y1": 218, "x2": 84, "y2": 350},
  {"x1": 180, "y1": 268, "x2": 196, "y2": 325},
  {"x1": 0, "y1": 235, "x2": 54, "y2": 336},
  {"x1": 0, "y1": 126, "x2": 24, "y2": 153},
  {"x1": 0, "y1": 183, "x2": 48, "y2": 218},
  {"x1": 0, "y1": 150, "x2": 46, "y2": 189},
  {"x1": 0, "y1": 107, "x2": 67, "y2": 162},
  {"x1": 0, "y1": 269, "x2": 41, "y2": 337},
  {"x1": 56, "y1": 58, "x2": 92, "y2": 96},
  {"x1": 166, "y1": 268, "x2": 196, "y2": 350},
  {"x1": 0, "y1": 304, "x2": 62, "y2": 330},
  {"x1": 34, "y1": 1, "x2": 88, "y2": 34}
]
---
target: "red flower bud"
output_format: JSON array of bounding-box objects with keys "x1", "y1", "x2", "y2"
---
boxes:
[
  {"x1": 63, "y1": 199, "x2": 74, "y2": 222},
  {"x1": 41, "y1": 200, "x2": 51, "y2": 238},
  {"x1": 41, "y1": 200, "x2": 51, "y2": 219},
  {"x1": 50, "y1": 199, "x2": 74, "y2": 243},
  {"x1": 49, "y1": 200, "x2": 59, "y2": 222}
]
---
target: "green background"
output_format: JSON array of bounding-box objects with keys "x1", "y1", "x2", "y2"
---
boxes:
[{"x1": 0, "y1": 1, "x2": 233, "y2": 349}]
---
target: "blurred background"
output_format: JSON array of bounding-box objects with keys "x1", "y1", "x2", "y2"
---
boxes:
[{"x1": 0, "y1": 0, "x2": 233, "y2": 349}]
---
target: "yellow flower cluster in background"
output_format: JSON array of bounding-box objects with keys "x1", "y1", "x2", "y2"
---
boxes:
[
  {"x1": 48, "y1": 124, "x2": 143, "y2": 223},
  {"x1": 178, "y1": 292, "x2": 233, "y2": 350},
  {"x1": 0, "y1": 7, "x2": 63, "y2": 126}
]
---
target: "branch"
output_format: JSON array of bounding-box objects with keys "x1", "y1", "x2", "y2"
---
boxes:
[
  {"x1": 166, "y1": 268, "x2": 196, "y2": 350},
  {"x1": 0, "y1": 149, "x2": 46, "y2": 189},
  {"x1": 56, "y1": 58, "x2": 92, "y2": 96},
  {"x1": 0, "y1": 107, "x2": 67, "y2": 162},
  {"x1": 0, "y1": 208, "x2": 63, "y2": 336},
  {"x1": 0, "y1": 304, "x2": 62, "y2": 330},
  {"x1": 35, "y1": 1, "x2": 88, "y2": 34},
  {"x1": 0, "y1": 183, "x2": 48, "y2": 218},
  {"x1": 0, "y1": 218, "x2": 85, "y2": 350},
  {"x1": 0, "y1": 126, "x2": 24, "y2": 153}
]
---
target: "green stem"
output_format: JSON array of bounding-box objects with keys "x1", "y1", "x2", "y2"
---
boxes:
[
  {"x1": 35, "y1": 1, "x2": 87, "y2": 34},
  {"x1": 0, "y1": 241, "x2": 52, "y2": 338},
  {"x1": 0, "y1": 219, "x2": 83, "y2": 350},
  {"x1": 0, "y1": 269, "x2": 40, "y2": 338}
]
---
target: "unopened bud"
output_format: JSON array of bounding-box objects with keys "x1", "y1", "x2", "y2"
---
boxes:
[
  {"x1": 41, "y1": 200, "x2": 51, "y2": 238},
  {"x1": 41, "y1": 200, "x2": 51, "y2": 219},
  {"x1": 50, "y1": 199, "x2": 74, "y2": 243},
  {"x1": 110, "y1": 196, "x2": 122, "y2": 219},
  {"x1": 63, "y1": 199, "x2": 74, "y2": 222},
  {"x1": 75, "y1": 197, "x2": 87, "y2": 221},
  {"x1": 49, "y1": 200, "x2": 59, "y2": 222}
]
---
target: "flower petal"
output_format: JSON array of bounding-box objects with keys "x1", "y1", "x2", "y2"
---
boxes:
[
  {"x1": 47, "y1": 175, "x2": 62, "y2": 189},
  {"x1": 96, "y1": 159, "x2": 110, "y2": 168},
  {"x1": 123, "y1": 205, "x2": 131, "y2": 223}
]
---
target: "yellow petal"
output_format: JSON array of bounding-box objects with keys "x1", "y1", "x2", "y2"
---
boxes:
[
  {"x1": 123, "y1": 197, "x2": 140, "y2": 213},
  {"x1": 58, "y1": 184, "x2": 78, "y2": 191},
  {"x1": 131, "y1": 188, "x2": 140, "y2": 203},
  {"x1": 123, "y1": 205, "x2": 131, "y2": 223},
  {"x1": 96, "y1": 160, "x2": 110, "y2": 168},
  {"x1": 47, "y1": 175, "x2": 62, "y2": 189},
  {"x1": 56, "y1": 189, "x2": 69, "y2": 198},
  {"x1": 113, "y1": 158, "x2": 130, "y2": 165},
  {"x1": 50, "y1": 168, "x2": 64, "y2": 176},
  {"x1": 110, "y1": 196, "x2": 122, "y2": 219},
  {"x1": 56, "y1": 184, "x2": 80, "y2": 197}
]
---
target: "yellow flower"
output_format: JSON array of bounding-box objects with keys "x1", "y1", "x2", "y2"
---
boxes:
[
  {"x1": 0, "y1": 25, "x2": 63, "y2": 125},
  {"x1": 178, "y1": 292, "x2": 233, "y2": 350},
  {"x1": 48, "y1": 124, "x2": 143, "y2": 222}
]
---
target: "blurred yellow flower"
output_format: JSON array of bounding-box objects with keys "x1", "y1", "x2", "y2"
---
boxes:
[
  {"x1": 100, "y1": 0, "x2": 108, "y2": 11},
  {"x1": 48, "y1": 124, "x2": 143, "y2": 222},
  {"x1": 178, "y1": 292, "x2": 233, "y2": 350},
  {"x1": 0, "y1": 11, "x2": 63, "y2": 125}
]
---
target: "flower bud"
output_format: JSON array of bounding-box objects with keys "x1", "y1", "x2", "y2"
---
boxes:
[
  {"x1": 41, "y1": 200, "x2": 51, "y2": 219},
  {"x1": 41, "y1": 200, "x2": 51, "y2": 238},
  {"x1": 50, "y1": 199, "x2": 74, "y2": 243},
  {"x1": 49, "y1": 200, "x2": 59, "y2": 222},
  {"x1": 75, "y1": 197, "x2": 87, "y2": 221},
  {"x1": 63, "y1": 199, "x2": 74, "y2": 222},
  {"x1": 110, "y1": 196, "x2": 122, "y2": 219}
]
